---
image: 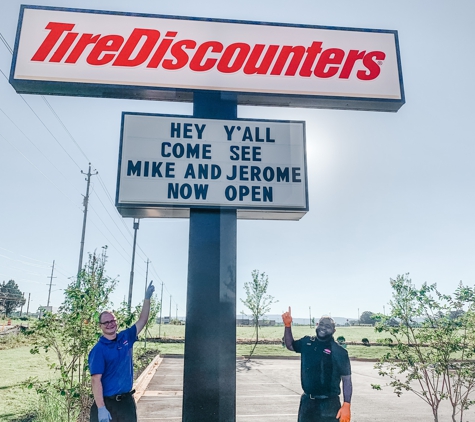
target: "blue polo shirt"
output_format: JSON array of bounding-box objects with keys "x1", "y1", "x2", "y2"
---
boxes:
[{"x1": 88, "y1": 325, "x2": 137, "y2": 396}]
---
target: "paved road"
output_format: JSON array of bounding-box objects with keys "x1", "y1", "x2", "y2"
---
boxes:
[{"x1": 136, "y1": 356, "x2": 475, "y2": 421}]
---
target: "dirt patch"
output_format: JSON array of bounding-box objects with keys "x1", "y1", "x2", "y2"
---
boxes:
[{"x1": 134, "y1": 348, "x2": 161, "y2": 381}]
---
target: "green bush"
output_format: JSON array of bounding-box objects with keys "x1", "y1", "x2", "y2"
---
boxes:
[{"x1": 361, "y1": 337, "x2": 370, "y2": 346}]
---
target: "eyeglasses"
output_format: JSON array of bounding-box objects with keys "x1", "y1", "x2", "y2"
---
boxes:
[{"x1": 99, "y1": 319, "x2": 117, "y2": 326}]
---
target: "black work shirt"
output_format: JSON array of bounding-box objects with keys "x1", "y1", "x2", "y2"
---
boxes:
[{"x1": 292, "y1": 336, "x2": 351, "y2": 396}]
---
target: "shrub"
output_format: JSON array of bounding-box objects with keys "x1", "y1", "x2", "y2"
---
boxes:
[
  {"x1": 374, "y1": 274, "x2": 475, "y2": 421},
  {"x1": 361, "y1": 337, "x2": 370, "y2": 346},
  {"x1": 28, "y1": 249, "x2": 116, "y2": 422}
]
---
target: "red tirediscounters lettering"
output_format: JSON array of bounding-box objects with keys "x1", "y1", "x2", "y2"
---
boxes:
[{"x1": 31, "y1": 22, "x2": 386, "y2": 81}]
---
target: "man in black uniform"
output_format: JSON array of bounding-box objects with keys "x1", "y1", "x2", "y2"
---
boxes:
[{"x1": 282, "y1": 307, "x2": 352, "y2": 422}]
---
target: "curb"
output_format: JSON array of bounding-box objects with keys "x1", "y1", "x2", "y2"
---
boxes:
[{"x1": 133, "y1": 354, "x2": 163, "y2": 403}]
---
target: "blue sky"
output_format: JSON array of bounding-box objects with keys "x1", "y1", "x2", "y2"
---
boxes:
[{"x1": 1, "y1": 0, "x2": 474, "y2": 320}]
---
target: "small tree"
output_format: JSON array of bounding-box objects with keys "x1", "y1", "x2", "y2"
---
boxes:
[
  {"x1": 0, "y1": 279, "x2": 26, "y2": 316},
  {"x1": 28, "y1": 248, "x2": 116, "y2": 422},
  {"x1": 240, "y1": 270, "x2": 277, "y2": 358},
  {"x1": 373, "y1": 274, "x2": 475, "y2": 422}
]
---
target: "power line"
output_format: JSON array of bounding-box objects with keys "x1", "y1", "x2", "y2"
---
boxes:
[
  {"x1": 41, "y1": 97, "x2": 90, "y2": 164},
  {"x1": 0, "y1": 37, "x2": 176, "y2": 306},
  {"x1": 0, "y1": 33, "x2": 89, "y2": 167},
  {"x1": 93, "y1": 175, "x2": 153, "y2": 265},
  {"x1": 0, "y1": 69, "x2": 84, "y2": 172},
  {"x1": 0, "y1": 32, "x2": 13, "y2": 54},
  {"x1": 0, "y1": 120, "x2": 79, "y2": 200},
  {"x1": 0, "y1": 252, "x2": 50, "y2": 270},
  {"x1": 90, "y1": 184, "x2": 134, "y2": 249},
  {"x1": 0, "y1": 247, "x2": 52, "y2": 266}
]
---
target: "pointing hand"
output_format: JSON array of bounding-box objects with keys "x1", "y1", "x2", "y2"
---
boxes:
[
  {"x1": 282, "y1": 306, "x2": 292, "y2": 327},
  {"x1": 145, "y1": 280, "x2": 155, "y2": 300}
]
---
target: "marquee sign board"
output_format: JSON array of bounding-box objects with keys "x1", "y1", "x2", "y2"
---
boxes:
[
  {"x1": 10, "y1": 5, "x2": 404, "y2": 112},
  {"x1": 116, "y1": 113, "x2": 308, "y2": 220}
]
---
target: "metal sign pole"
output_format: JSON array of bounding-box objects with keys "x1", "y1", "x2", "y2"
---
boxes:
[{"x1": 182, "y1": 92, "x2": 237, "y2": 422}]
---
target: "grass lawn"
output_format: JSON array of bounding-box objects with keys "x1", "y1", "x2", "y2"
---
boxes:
[
  {"x1": 0, "y1": 346, "x2": 53, "y2": 422},
  {"x1": 146, "y1": 324, "x2": 387, "y2": 344},
  {"x1": 155, "y1": 341, "x2": 390, "y2": 360}
]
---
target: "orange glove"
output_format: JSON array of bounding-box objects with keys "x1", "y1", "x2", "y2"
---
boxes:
[
  {"x1": 282, "y1": 306, "x2": 292, "y2": 327},
  {"x1": 336, "y1": 402, "x2": 351, "y2": 422}
]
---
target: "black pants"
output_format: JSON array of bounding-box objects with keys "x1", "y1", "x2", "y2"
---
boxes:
[
  {"x1": 298, "y1": 394, "x2": 341, "y2": 422},
  {"x1": 90, "y1": 394, "x2": 137, "y2": 422}
]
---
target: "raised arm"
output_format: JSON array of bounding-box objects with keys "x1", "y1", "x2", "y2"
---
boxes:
[
  {"x1": 135, "y1": 281, "x2": 155, "y2": 335},
  {"x1": 282, "y1": 306, "x2": 295, "y2": 351}
]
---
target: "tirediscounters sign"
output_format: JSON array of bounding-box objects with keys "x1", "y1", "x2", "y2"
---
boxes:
[
  {"x1": 10, "y1": 6, "x2": 404, "y2": 112},
  {"x1": 116, "y1": 113, "x2": 308, "y2": 220}
]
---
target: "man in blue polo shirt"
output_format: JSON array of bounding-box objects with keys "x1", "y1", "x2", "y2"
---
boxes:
[
  {"x1": 89, "y1": 281, "x2": 155, "y2": 422},
  {"x1": 282, "y1": 307, "x2": 352, "y2": 422}
]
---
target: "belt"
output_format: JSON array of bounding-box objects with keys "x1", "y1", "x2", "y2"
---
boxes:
[
  {"x1": 304, "y1": 393, "x2": 329, "y2": 400},
  {"x1": 105, "y1": 389, "x2": 135, "y2": 402}
]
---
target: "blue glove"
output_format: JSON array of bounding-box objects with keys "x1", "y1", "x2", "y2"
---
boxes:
[
  {"x1": 98, "y1": 406, "x2": 112, "y2": 422},
  {"x1": 145, "y1": 280, "x2": 155, "y2": 300}
]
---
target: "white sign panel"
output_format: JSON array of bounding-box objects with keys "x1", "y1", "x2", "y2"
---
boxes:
[
  {"x1": 10, "y1": 6, "x2": 404, "y2": 112},
  {"x1": 116, "y1": 114, "x2": 308, "y2": 220}
]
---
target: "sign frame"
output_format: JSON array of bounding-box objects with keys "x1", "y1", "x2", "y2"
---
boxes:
[
  {"x1": 10, "y1": 5, "x2": 405, "y2": 112},
  {"x1": 115, "y1": 112, "x2": 309, "y2": 220}
]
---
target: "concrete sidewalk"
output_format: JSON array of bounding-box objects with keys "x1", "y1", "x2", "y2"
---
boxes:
[{"x1": 136, "y1": 356, "x2": 474, "y2": 421}]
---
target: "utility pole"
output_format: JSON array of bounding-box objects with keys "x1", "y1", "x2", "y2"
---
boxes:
[
  {"x1": 77, "y1": 163, "x2": 98, "y2": 284},
  {"x1": 26, "y1": 293, "x2": 31, "y2": 316},
  {"x1": 127, "y1": 218, "x2": 140, "y2": 312},
  {"x1": 158, "y1": 282, "x2": 164, "y2": 338},
  {"x1": 47, "y1": 260, "x2": 56, "y2": 308},
  {"x1": 309, "y1": 306, "x2": 312, "y2": 328},
  {"x1": 144, "y1": 258, "x2": 150, "y2": 297},
  {"x1": 176, "y1": 304, "x2": 178, "y2": 322},
  {"x1": 169, "y1": 295, "x2": 172, "y2": 323},
  {"x1": 20, "y1": 292, "x2": 25, "y2": 316}
]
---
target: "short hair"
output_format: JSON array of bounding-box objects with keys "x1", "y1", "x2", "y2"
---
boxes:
[
  {"x1": 98, "y1": 310, "x2": 115, "y2": 323},
  {"x1": 318, "y1": 315, "x2": 336, "y2": 328}
]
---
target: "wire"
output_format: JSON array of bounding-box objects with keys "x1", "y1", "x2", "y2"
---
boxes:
[
  {"x1": 41, "y1": 97, "x2": 90, "y2": 164},
  {"x1": 0, "y1": 32, "x2": 88, "y2": 168},
  {"x1": 0, "y1": 132, "x2": 82, "y2": 206},
  {"x1": 90, "y1": 184, "x2": 134, "y2": 249},
  {"x1": 0, "y1": 249, "x2": 50, "y2": 269},
  {"x1": 0, "y1": 32, "x2": 13, "y2": 54},
  {"x1": 0, "y1": 69, "x2": 85, "y2": 173},
  {"x1": 95, "y1": 175, "x2": 148, "y2": 254},
  {"x1": 0, "y1": 33, "x2": 179, "y2": 310}
]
